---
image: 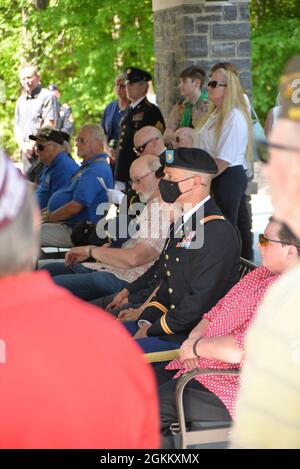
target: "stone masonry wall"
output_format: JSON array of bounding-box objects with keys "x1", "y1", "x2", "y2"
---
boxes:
[{"x1": 153, "y1": 1, "x2": 251, "y2": 119}]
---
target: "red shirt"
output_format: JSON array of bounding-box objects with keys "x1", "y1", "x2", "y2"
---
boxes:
[
  {"x1": 166, "y1": 267, "x2": 278, "y2": 417},
  {"x1": 0, "y1": 271, "x2": 159, "y2": 448}
]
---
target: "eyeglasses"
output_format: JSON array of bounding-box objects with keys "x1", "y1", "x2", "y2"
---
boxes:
[
  {"x1": 255, "y1": 140, "x2": 300, "y2": 163},
  {"x1": 36, "y1": 143, "x2": 52, "y2": 151},
  {"x1": 207, "y1": 81, "x2": 227, "y2": 88},
  {"x1": 133, "y1": 137, "x2": 158, "y2": 155},
  {"x1": 129, "y1": 170, "x2": 155, "y2": 185},
  {"x1": 258, "y1": 233, "x2": 296, "y2": 248}
]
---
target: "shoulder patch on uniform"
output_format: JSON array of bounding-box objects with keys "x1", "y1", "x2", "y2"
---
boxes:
[
  {"x1": 165, "y1": 149, "x2": 174, "y2": 164},
  {"x1": 155, "y1": 120, "x2": 165, "y2": 134}
]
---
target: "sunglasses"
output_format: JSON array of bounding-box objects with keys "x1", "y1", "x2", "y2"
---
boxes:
[
  {"x1": 36, "y1": 143, "x2": 52, "y2": 151},
  {"x1": 133, "y1": 137, "x2": 158, "y2": 155},
  {"x1": 207, "y1": 81, "x2": 227, "y2": 88},
  {"x1": 129, "y1": 170, "x2": 155, "y2": 185},
  {"x1": 255, "y1": 140, "x2": 300, "y2": 163},
  {"x1": 258, "y1": 233, "x2": 298, "y2": 248}
]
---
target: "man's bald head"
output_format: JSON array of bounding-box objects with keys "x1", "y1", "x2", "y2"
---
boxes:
[
  {"x1": 133, "y1": 126, "x2": 165, "y2": 156},
  {"x1": 172, "y1": 127, "x2": 193, "y2": 149}
]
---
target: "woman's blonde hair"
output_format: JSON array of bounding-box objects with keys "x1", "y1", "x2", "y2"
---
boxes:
[{"x1": 196, "y1": 66, "x2": 253, "y2": 163}]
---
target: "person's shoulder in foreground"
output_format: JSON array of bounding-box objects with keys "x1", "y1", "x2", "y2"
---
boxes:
[{"x1": 0, "y1": 155, "x2": 159, "y2": 449}]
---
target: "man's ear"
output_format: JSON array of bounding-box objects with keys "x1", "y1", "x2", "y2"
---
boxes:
[{"x1": 287, "y1": 244, "x2": 298, "y2": 261}]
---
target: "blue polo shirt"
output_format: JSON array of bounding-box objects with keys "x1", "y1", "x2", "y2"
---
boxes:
[
  {"x1": 47, "y1": 154, "x2": 113, "y2": 226},
  {"x1": 35, "y1": 151, "x2": 79, "y2": 209}
]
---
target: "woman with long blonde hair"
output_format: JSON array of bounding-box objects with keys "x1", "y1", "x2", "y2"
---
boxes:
[{"x1": 193, "y1": 63, "x2": 252, "y2": 234}]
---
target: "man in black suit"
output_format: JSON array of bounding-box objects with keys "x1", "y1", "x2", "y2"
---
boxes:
[
  {"x1": 123, "y1": 147, "x2": 241, "y2": 353},
  {"x1": 115, "y1": 67, "x2": 165, "y2": 188}
]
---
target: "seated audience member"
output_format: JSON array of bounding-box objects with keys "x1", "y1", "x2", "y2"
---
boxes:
[
  {"x1": 105, "y1": 125, "x2": 166, "y2": 207},
  {"x1": 42, "y1": 154, "x2": 170, "y2": 301},
  {"x1": 133, "y1": 126, "x2": 166, "y2": 158},
  {"x1": 157, "y1": 218, "x2": 300, "y2": 448},
  {"x1": 40, "y1": 124, "x2": 113, "y2": 247},
  {"x1": 30, "y1": 127, "x2": 78, "y2": 210},
  {"x1": 231, "y1": 55, "x2": 300, "y2": 449},
  {"x1": 0, "y1": 155, "x2": 159, "y2": 449},
  {"x1": 123, "y1": 147, "x2": 240, "y2": 353},
  {"x1": 171, "y1": 127, "x2": 193, "y2": 149},
  {"x1": 164, "y1": 65, "x2": 208, "y2": 146}
]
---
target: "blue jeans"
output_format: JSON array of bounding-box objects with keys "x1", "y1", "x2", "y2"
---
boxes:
[
  {"x1": 124, "y1": 321, "x2": 181, "y2": 353},
  {"x1": 42, "y1": 262, "x2": 128, "y2": 301}
]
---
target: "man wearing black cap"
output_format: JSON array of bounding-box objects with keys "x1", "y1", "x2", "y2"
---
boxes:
[
  {"x1": 115, "y1": 67, "x2": 165, "y2": 188},
  {"x1": 48, "y1": 84, "x2": 74, "y2": 136},
  {"x1": 29, "y1": 127, "x2": 79, "y2": 210},
  {"x1": 123, "y1": 147, "x2": 240, "y2": 353}
]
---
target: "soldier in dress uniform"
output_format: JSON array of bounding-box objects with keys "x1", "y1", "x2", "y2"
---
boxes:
[
  {"x1": 123, "y1": 147, "x2": 241, "y2": 353},
  {"x1": 115, "y1": 67, "x2": 165, "y2": 188}
]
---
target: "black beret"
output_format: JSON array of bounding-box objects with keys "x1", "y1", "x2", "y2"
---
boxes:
[
  {"x1": 124, "y1": 67, "x2": 152, "y2": 84},
  {"x1": 29, "y1": 127, "x2": 64, "y2": 145},
  {"x1": 279, "y1": 55, "x2": 300, "y2": 122},
  {"x1": 162, "y1": 148, "x2": 217, "y2": 174}
]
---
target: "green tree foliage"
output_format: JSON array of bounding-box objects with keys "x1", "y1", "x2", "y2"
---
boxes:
[
  {"x1": 251, "y1": 0, "x2": 300, "y2": 121},
  {"x1": 0, "y1": 0, "x2": 154, "y2": 155}
]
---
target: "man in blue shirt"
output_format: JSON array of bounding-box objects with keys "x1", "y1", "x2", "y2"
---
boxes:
[
  {"x1": 40, "y1": 124, "x2": 113, "y2": 247},
  {"x1": 30, "y1": 127, "x2": 79, "y2": 210}
]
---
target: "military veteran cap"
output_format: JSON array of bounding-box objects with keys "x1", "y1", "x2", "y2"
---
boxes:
[
  {"x1": 279, "y1": 55, "x2": 300, "y2": 121},
  {"x1": 124, "y1": 67, "x2": 152, "y2": 84},
  {"x1": 29, "y1": 126, "x2": 64, "y2": 145},
  {"x1": 162, "y1": 147, "x2": 218, "y2": 174}
]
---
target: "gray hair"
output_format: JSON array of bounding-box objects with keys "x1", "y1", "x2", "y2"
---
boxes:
[
  {"x1": 19, "y1": 64, "x2": 39, "y2": 77},
  {"x1": 79, "y1": 124, "x2": 105, "y2": 142},
  {"x1": 0, "y1": 190, "x2": 40, "y2": 277}
]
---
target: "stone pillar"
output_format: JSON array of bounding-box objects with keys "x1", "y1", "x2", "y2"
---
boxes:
[{"x1": 152, "y1": 0, "x2": 251, "y2": 119}]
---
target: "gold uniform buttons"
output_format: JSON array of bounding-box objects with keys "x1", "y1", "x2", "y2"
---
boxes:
[
  {"x1": 164, "y1": 264, "x2": 167, "y2": 268},
  {"x1": 176, "y1": 257, "x2": 180, "y2": 262},
  {"x1": 170, "y1": 305, "x2": 175, "y2": 309},
  {"x1": 166, "y1": 271, "x2": 171, "y2": 277},
  {"x1": 168, "y1": 288, "x2": 173, "y2": 294},
  {"x1": 165, "y1": 254, "x2": 169, "y2": 260}
]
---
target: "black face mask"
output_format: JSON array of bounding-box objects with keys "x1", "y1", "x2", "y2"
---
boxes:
[{"x1": 159, "y1": 177, "x2": 194, "y2": 204}]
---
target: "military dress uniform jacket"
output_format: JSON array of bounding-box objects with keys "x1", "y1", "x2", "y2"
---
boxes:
[
  {"x1": 139, "y1": 198, "x2": 240, "y2": 342},
  {"x1": 115, "y1": 97, "x2": 165, "y2": 183}
]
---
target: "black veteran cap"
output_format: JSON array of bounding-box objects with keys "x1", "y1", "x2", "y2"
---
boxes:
[
  {"x1": 29, "y1": 126, "x2": 64, "y2": 145},
  {"x1": 124, "y1": 67, "x2": 152, "y2": 84},
  {"x1": 162, "y1": 148, "x2": 218, "y2": 174},
  {"x1": 279, "y1": 55, "x2": 300, "y2": 121}
]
